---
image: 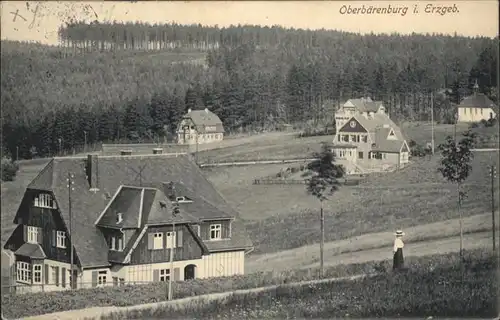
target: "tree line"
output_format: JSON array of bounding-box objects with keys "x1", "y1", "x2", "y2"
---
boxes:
[{"x1": 1, "y1": 22, "x2": 498, "y2": 160}]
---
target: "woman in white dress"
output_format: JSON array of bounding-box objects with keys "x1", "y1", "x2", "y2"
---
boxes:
[{"x1": 393, "y1": 230, "x2": 405, "y2": 270}]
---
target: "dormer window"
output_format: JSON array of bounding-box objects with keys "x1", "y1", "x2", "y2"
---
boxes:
[
  {"x1": 116, "y1": 212, "x2": 123, "y2": 224},
  {"x1": 174, "y1": 196, "x2": 193, "y2": 204},
  {"x1": 108, "y1": 234, "x2": 124, "y2": 251},
  {"x1": 34, "y1": 193, "x2": 57, "y2": 209},
  {"x1": 389, "y1": 130, "x2": 395, "y2": 136}
]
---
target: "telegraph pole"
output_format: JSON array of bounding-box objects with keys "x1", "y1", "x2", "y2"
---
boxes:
[
  {"x1": 430, "y1": 91, "x2": 435, "y2": 155},
  {"x1": 66, "y1": 173, "x2": 75, "y2": 289},
  {"x1": 168, "y1": 187, "x2": 179, "y2": 301},
  {"x1": 84, "y1": 131, "x2": 87, "y2": 153},
  {"x1": 490, "y1": 165, "x2": 497, "y2": 252}
]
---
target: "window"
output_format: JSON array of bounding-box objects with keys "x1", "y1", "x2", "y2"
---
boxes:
[
  {"x1": 337, "y1": 135, "x2": 341, "y2": 142},
  {"x1": 383, "y1": 153, "x2": 387, "y2": 159},
  {"x1": 153, "y1": 233, "x2": 163, "y2": 249},
  {"x1": 210, "y1": 224, "x2": 222, "y2": 240},
  {"x1": 51, "y1": 266, "x2": 58, "y2": 286},
  {"x1": 33, "y1": 264, "x2": 42, "y2": 284},
  {"x1": 342, "y1": 135, "x2": 349, "y2": 142},
  {"x1": 160, "y1": 269, "x2": 170, "y2": 282},
  {"x1": 350, "y1": 135, "x2": 356, "y2": 142},
  {"x1": 389, "y1": 130, "x2": 395, "y2": 136},
  {"x1": 98, "y1": 271, "x2": 107, "y2": 286},
  {"x1": 116, "y1": 212, "x2": 123, "y2": 224},
  {"x1": 109, "y1": 235, "x2": 124, "y2": 251},
  {"x1": 27, "y1": 226, "x2": 39, "y2": 244},
  {"x1": 56, "y1": 231, "x2": 66, "y2": 248},
  {"x1": 166, "y1": 231, "x2": 177, "y2": 249},
  {"x1": 34, "y1": 193, "x2": 56, "y2": 209},
  {"x1": 358, "y1": 152, "x2": 364, "y2": 159},
  {"x1": 475, "y1": 108, "x2": 478, "y2": 114},
  {"x1": 16, "y1": 261, "x2": 31, "y2": 283},
  {"x1": 362, "y1": 136, "x2": 368, "y2": 143}
]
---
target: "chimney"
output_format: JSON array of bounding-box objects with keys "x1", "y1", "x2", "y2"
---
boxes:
[
  {"x1": 153, "y1": 148, "x2": 163, "y2": 155},
  {"x1": 204, "y1": 108, "x2": 208, "y2": 113},
  {"x1": 120, "y1": 150, "x2": 132, "y2": 156},
  {"x1": 188, "y1": 108, "x2": 192, "y2": 113},
  {"x1": 86, "y1": 154, "x2": 99, "y2": 191}
]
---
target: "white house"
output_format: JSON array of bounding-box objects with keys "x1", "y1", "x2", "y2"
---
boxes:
[{"x1": 457, "y1": 82, "x2": 497, "y2": 123}]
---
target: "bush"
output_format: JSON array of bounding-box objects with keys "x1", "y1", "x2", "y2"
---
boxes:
[
  {"x1": 1, "y1": 157, "x2": 19, "y2": 181},
  {"x1": 102, "y1": 249, "x2": 497, "y2": 319},
  {"x1": 2, "y1": 249, "x2": 493, "y2": 319}
]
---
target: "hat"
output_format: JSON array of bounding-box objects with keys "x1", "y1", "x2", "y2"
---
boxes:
[{"x1": 394, "y1": 230, "x2": 405, "y2": 236}]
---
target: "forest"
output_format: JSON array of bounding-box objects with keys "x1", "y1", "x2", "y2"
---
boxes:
[{"x1": 1, "y1": 21, "x2": 498, "y2": 159}]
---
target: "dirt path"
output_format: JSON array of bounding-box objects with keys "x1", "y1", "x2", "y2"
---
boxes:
[
  {"x1": 246, "y1": 213, "x2": 494, "y2": 273},
  {"x1": 18, "y1": 230, "x2": 494, "y2": 320}
]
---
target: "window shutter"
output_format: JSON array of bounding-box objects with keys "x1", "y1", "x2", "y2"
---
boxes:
[
  {"x1": 44, "y1": 265, "x2": 49, "y2": 284},
  {"x1": 177, "y1": 230, "x2": 183, "y2": 247},
  {"x1": 55, "y1": 267, "x2": 59, "y2": 286},
  {"x1": 38, "y1": 227, "x2": 43, "y2": 244},
  {"x1": 153, "y1": 269, "x2": 159, "y2": 282},
  {"x1": 147, "y1": 233, "x2": 153, "y2": 250},
  {"x1": 61, "y1": 267, "x2": 66, "y2": 288},
  {"x1": 52, "y1": 230, "x2": 56, "y2": 246},
  {"x1": 23, "y1": 225, "x2": 28, "y2": 242},
  {"x1": 91, "y1": 271, "x2": 98, "y2": 287},
  {"x1": 173, "y1": 268, "x2": 180, "y2": 281}
]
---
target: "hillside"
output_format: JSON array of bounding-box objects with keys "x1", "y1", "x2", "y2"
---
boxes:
[{"x1": 1, "y1": 23, "x2": 497, "y2": 160}]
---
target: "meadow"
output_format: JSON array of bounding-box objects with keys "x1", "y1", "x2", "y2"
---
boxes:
[
  {"x1": 98, "y1": 249, "x2": 496, "y2": 320},
  {"x1": 2, "y1": 249, "x2": 494, "y2": 319}
]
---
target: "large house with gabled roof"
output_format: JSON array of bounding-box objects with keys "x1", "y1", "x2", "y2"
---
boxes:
[
  {"x1": 4, "y1": 154, "x2": 253, "y2": 292},
  {"x1": 335, "y1": 97, "x2": 386, "y2": 132},
  {"x1": 456, "y1": 82, "x2": 497, "y2": 123},
  {"x1": 177, "y1": 108, "x2": 225, "y2": 145},
  {"x1": 332, "y1": 112, "x2": 410, "y2": 174}
]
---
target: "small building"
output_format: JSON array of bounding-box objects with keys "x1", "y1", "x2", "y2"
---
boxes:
[
  {"x1": 332, "y1": 112, "x2": 410, "y2": 173},
  {"x1": 457, "y1": 82, "x2": 497, "y2": 123},
  {"x1": 335, "y1": 97, "x2": 386, "y2": 133},
  {"x1": 177, "y1": 108, "x2": 225, "y2": 145},
  {"x1": 3, "y1": 154, "x2": 253, "y2": 293}
]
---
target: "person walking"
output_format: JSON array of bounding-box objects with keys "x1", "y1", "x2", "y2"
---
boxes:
[{"x1": 393, "y1": 230, "x2": 405, "y2": 270}]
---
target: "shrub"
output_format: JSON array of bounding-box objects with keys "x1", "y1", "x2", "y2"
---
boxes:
[
  {"x1": 1, "y1": 249, "x2": 492, "y2": 319},
  {"x1": 101, "y1": 249, "x2": 497, "y2": 319},
  {"x1": 1, "y1": 157, "x2": 19, "y2": 181}
]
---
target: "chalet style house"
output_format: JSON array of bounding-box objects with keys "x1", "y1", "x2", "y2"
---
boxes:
[
  {"x1": 332, "y1": 112, "x2": 410, "y2": 174},
  {"x1": 335, "y1": 97, "x2": 386, "y2": 133},
  {"x1": 4, "y1": 154, "x2": 253, "y2": 292},
  {"x1": 177, "y1": 108, "x2": 225, "y2": 145},
  {"x1": 456, "y1": 82, "x2": 497, "y2": 123}
]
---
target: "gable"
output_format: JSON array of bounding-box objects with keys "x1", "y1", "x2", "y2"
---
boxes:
[
  {"x1": 344, "y1": 101, "x2": 355, "y2": 108},
  {"x1": 339, "y1": 117, "x2": 368, "y2": 133},
  {"x1": 401, "y1": 141, "x2": 410, "y2": 153},
  {"x1": 97, "y1": 186, "x2": 143, "y2": 228}
]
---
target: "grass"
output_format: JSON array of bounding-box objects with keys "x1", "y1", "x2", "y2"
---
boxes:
[
  {"x1": 2, "y1": 249, "x2": 495, "y2": 319},
  {"x1": 99, "y1": 249, "x2": 497, "y2": 319},
  {"x1": 203, "y1": 151, "x2": 499, "y2": 254}
]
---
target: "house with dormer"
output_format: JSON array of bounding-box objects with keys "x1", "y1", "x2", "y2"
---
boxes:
[
  {"x1": 3, "y1": 154, "x2": 253, "y2": 292},
  {"x1": 177, "y1": 108, "x2": 225, "y2": 145},
  {"x1": 335, "y1": 97, "x2": 386, "y2": 133},
  {"x1": 332, "y1": 113, "x2": 410, "y2": 173}
]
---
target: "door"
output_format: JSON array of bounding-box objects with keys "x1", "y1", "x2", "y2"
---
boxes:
[{"x1": 184, "y1": 264, "x2": 196, "y2": 280}]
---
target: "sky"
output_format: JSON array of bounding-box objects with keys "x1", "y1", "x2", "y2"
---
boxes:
[{"x1": 1, "y1": 1, "x2": 498, "y2": 45}]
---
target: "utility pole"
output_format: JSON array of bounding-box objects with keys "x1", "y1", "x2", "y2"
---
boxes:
[
  {"x1": 320, "y1": 200, "x2": 324, "y2": 277},
  {"x1": 195, "y1": 127, "x2": 199, "y2": 165},
  {"x1": 66, "y1": 173, "x2": 75, "y2": 289},
  {"x1": 58, "y1": 138, "x2": 63, "y2": 156},
  {"x1": 430, "y1": 91, "x2": 435, "y2": 155},
  {"x1": 168, "y1": 189, "x2": 179, "y2": 301},
  {"x1": 490, "y1": 165, "x2": 497, "y2": 252},
  {"x1": 84, "y1": 131, "x2": 87, "y2": 153}
]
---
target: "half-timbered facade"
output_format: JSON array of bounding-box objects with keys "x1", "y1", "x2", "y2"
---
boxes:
[
  {"x1": 177, "y1": 108, "x2": 225, "y2": 145},
  {"x1": 4, "y1": 154, "x2": 253, "y2": 292},
  {"x1": 332, "y1": 113, "x2": 410, "y2": 174}
]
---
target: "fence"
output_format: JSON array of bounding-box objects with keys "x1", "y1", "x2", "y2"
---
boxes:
[{"x1": 253, "y1": 178, "x2": 362, "y2": 186}]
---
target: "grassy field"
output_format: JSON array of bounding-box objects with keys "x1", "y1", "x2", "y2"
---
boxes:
[
  {"x1": 2, "y1": 249, "x2": 494, "y2": 319},
  {"x1": 204, "y1": 151, "x2": 499, "y2": 254},
  {"x1": 100, "y1": 249, "x2": 497, "y2": 320}
]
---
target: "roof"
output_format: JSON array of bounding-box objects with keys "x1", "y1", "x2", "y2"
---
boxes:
[
  {"x1": 344, "y1": 98, "x2": 384, "y2": 113},
  {"x1": 22, "y1": 154, "x2": 252, "y2": 268},
  {"x1": 180, "y1": 109, "x2": 225, "y2": 133},
  {"x1": 459, "y1": 93, "x2": 497, "y2": 109},
  {"x1": 338, "y1": 113, "x2": 408, "y2": 153},
  {"x1": 15, "y1": 243, "x2": 46, "y2": 259}
]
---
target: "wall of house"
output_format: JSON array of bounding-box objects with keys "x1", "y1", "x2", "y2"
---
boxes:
[
  {"x1": 458, "y1": 107, "x2": 496, "y2": 122},
  {"x1": 5, "y1": 190, "x2": 76, "y2": 264},
  {"x1": 129, "y1": 224, "x2": 203, "y2": 265},
  {"x1": 201, "y1": 250, "x2": 245, "y2": 278}
]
